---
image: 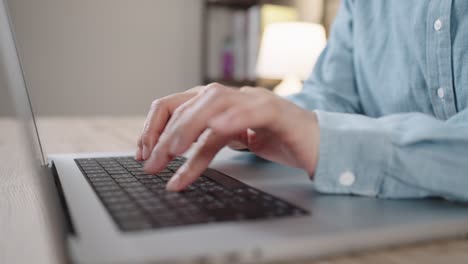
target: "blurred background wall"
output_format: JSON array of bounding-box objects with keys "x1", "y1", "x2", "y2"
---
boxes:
[
  {"x1": 1, "y1": 0, "x2": 339, "y2": 117},
  {"x1": 3, "y1": 0, "x2": 203, "y2": 116}
]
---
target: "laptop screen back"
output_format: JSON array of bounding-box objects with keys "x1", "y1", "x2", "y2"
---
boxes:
[{"x1": 0, "y1": 0, "x2": 47, "y2": 166}]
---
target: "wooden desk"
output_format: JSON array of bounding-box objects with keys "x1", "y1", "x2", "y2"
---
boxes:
[{"x1": 1, "y1": 117, "x2": 468, "y2": 264}]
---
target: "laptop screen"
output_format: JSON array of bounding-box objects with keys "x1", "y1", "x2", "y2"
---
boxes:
[{"x1": 0, "y1": 0, "x2": 47, "y2": 166}]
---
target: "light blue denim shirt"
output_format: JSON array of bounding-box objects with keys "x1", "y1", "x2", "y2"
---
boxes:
[{"x1": 288, "y1": 0, "x2": 468, "y2": 201}]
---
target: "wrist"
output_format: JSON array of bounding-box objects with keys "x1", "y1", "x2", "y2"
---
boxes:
[{"x1": 286, "y1": 107, "x2": 320, "y2": 177}]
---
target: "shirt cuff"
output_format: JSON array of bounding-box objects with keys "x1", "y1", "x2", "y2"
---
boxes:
[{"x1": 313, "y1": 110, "x2": 392, "y2": 196}]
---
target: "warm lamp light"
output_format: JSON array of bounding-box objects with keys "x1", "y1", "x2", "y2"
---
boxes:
[{"x1": 256, "y1": 22, "x2": 326, "y2": 96}]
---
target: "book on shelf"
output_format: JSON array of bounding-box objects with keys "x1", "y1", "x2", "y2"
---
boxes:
[
  {"x1": 246, "y1": 5, "x2": 260, "y2": 81},
  {"x1": 233, "y1": 10, "x2": 247, "y2": 81},
  {"x1": 207, "y1": 8, "x2": 232, "y2": 82},
  {"x1": 206, "y1": 3, "x2": 298, "y2": 84}
]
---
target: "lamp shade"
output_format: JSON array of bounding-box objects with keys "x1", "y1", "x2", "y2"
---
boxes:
[{"x1": 256, "y1": 22, "x2": 326, "y2": 80}]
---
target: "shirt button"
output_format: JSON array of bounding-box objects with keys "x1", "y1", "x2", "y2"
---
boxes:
[
  {"x1": 339, "y1": 171, "x2": 355, "y2": 187},
  {"x1": 437, "y1": 87, "x2": 445, "y2": 99},
  {"x1": 434, "y1": 19, "x2": 442, "y2": 31}
]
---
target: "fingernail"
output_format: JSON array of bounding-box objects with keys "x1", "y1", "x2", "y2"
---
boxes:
[
  {"x1": 166, "y1": 174, "x2": 181, "y2": 191},
  {"x1": 142, "y1": 146, "x2": 149, "y2": 160}
]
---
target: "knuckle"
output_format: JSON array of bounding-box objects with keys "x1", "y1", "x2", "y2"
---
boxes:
[
  {"x1": 239, "y1": 86, "x2": 254, "y2": 93},
  {"x1": 150, "y1": 98, "x2": 163, "y2": 109},
  {"x1": 203, "y1": 83, "x2": 226, "y2": 97},
  {"x1": 207, "y1": 82, "x2": 222, "y2": 88},
  {"x1": 189, "y1": 85, "x2": 205, "y2": 92},
  {"x1": 149, "y1": 99, "x2": 165, "y2": 115},
  {"x1": 150, "y1": 96, "x2": 172, "y2": 111}
]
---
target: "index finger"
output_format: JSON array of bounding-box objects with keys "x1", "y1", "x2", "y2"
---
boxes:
[
  {"x1": 166, "y1": 129, "x2": 229, "y2": 192},
  {"x1": 138, "y1": 88, "x2": 201, "y2": 160}
]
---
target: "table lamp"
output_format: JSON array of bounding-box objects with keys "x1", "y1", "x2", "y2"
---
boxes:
[{"x1": 256, "y1": 22, "x2": 326, "y2": 96}]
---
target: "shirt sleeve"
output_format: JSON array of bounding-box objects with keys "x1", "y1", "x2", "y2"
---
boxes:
[
  {"x1": 286, "y1": 0, "x2": 468, "y2": 202},
  {"x1": 315, "y1": 109, "x2": 468, "y2": 202}
]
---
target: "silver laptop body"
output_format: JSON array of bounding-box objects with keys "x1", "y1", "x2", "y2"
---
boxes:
[{"x1": 3, "y1": 0, "x2": 468, "y2": 263}]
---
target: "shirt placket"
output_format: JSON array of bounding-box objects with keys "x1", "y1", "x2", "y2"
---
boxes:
[{"x1": 426, "y1": 0, "x2": 457, "y2": 119}]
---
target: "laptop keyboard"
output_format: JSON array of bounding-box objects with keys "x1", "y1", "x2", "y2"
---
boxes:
[{"x1": 75, "y1": 156, "x2": 308, "y2": 231}]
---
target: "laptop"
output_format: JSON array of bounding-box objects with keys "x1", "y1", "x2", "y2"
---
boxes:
[{"x1": 3, "y1": 1, "x2": 468, "y2": 263}]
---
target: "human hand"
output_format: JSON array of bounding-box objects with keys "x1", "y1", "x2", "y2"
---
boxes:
[{"x1": 136, "y1": 83, "x2": 320, "y2": 191}]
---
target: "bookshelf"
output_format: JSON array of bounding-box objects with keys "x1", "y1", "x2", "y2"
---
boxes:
[
  {"x1": 205, "y1": 0, "x2": 259, "y2": 9},
  {"x1": 201, "y1": 0, "x2": 294, "y2": 88}
]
